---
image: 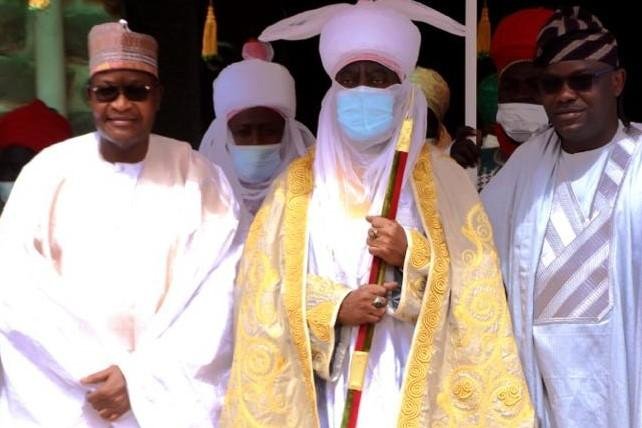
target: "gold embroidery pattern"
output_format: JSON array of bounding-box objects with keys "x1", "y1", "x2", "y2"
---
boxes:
[
  {"x1": 307, "y1": 301, "x2": 334, "y2": 343},
  {"x1": 222, "y1": 153, "x2": 318, "y2": 427},
  {"x1": 435, "y1": 203, "x2": 533, "y2": 426},
  {"x1": 306, "y1": 274, "x2": 350, "y2": 344},
  {"x1": 224, "y1": 200, "x2": 292, "y2": 426},
  {"x1": 306, "y1": 274, "x2": 351, "y2": 379},
  {"x1": 282, "y1": 152, "x2": 318, "y2": 416},
  {"x1": 410, "y1": 229, "x2": 431, "y2": 270},
  {"x1": 398, "y1": 145, "x2": 451, "y2": 427}
]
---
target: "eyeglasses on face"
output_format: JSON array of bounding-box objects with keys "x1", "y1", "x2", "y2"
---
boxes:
[
  {"x1": 538, "y1": 68, "x2": 614, "y2": 95},
  {"x1": 88, "y1": 84, "x2": 156, "y2": 103}
]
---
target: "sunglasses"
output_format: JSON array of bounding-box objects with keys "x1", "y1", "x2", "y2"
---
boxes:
[
  {"x1": 88, "y1": 84, "x2": 156, "y2": 102},
  {"x1": 538, "y1": 68, "x2": 613, "y2": 95}
]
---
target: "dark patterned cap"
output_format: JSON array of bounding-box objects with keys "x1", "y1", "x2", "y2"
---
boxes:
[{"x1": 534, "y1": 6, "x2": 618, "y2": 68}]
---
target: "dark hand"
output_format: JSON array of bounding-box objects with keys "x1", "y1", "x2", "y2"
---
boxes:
[
  {"x1": 366, "y1": 216, "x2": 407, "y2": 268},
  {"x1": 450, "y1": 126, "x2": 482, "y2": 168},
  {"x1": 338, "y1": 282, "x2": 399, "y2": 326},
  {"x1": 81, "y1": 365, "x2": 131, "y2": 422}
]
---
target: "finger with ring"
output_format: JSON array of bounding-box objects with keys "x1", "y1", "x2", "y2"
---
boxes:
[
  {"x1": 372, "y1": 295, "x2": 386, "y2": 309},
  {"x1": 368, "y1": 228, "x2": 378, "y2": 239}
]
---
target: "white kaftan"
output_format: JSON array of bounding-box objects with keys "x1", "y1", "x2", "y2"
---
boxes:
[
  {"x1": 481, "y1": 123, "x2": 642, "y2": 427},
  {"x1": 0, "y1": 133, "x2": 241, "y2": 427}
]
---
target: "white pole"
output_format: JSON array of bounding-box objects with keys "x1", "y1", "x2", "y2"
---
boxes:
[
  {"x1": 464, "y1": 0, "x2": 478, "y2": 184},
  {"x1": 465, "y1": 0, "x2": 477, "y2": 128}
]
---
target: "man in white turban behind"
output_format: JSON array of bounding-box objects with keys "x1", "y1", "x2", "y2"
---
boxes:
[
  {"x1": 199, "y1": 39, "x2": 315, "y2": 220},
  {"x1": 221, "y1": 1, "x2": 533, "y2": 427}
]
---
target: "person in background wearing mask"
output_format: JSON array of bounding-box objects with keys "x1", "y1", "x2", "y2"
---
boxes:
[
  {"x1": 0, "y1": 99, "x2": 72, "y2": 214},
  {"x1": 450, "y1": 8, "x2": 553, "y2": 185},
  {"x1": 220, "y1": 2, "x2": 532, "y2": 427},
  {"x1": 199, "y1": 39, "x2": 315, "y2": 222},
  {"x1": 482, "y1": 7, "x2": 642, "y2": 427},
  {"x1": 410, "y1": 66, "x2": 452, "y2": 151},
  {"x1": 0, "y1": 20, "x2": 240, "y2": 427}
]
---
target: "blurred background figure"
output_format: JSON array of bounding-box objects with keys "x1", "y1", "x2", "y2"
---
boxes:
[
  {"x1": 411, "y1": 66, "x2": 452, "y2": 151},
  {"x1": 449, "y1": 7, "x2": 554, "y2": 190},
  {"x1": 0, "y1": 98, "x2": 71, "y2": 213}
]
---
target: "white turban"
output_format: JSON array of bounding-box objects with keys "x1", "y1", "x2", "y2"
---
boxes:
[
  {"x1": 320, "y1": 3, "x2": 419, "y2": 79},
  {"x1": 199, "y1": 47, "x2": 314, "y2": 217},
  {"x1": 260, "y1": 0, "x2": 465, "y2": 79},
  {"x1": 213, "y1": 59, "x2": 296, "y2": 120}
]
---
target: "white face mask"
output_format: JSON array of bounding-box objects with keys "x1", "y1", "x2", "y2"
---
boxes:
[
  {"x1": 0, "y1": 181, "x2": 14, "y2": 203},
  {"x1": 336, "y1": 85, "x2": 397, "y2": 146},
  {"x1": 496, "y1": 103, "x2": 549, "y2": 143},
  {"x1": 228, "y1": 143, "x2": 281, "y2": 184}
]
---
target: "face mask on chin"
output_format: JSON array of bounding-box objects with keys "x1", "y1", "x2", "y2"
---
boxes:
[
  {"x1": 228, "y1": 143, "x2": 282, "y2": 184},
  {"x1": 0, "y1": 181, "x2": 15, "y2": 203},
  {"x1": 336, "y1": 85, "x2": 398, "y2": 147},
  {"x1": 496, "y1": 102, "x2": 549, "y2": 143}
]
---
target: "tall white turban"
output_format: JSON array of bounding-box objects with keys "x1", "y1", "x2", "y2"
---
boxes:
[{"x1": 261, "y1": 0, "x2": 465, "y2": 79}]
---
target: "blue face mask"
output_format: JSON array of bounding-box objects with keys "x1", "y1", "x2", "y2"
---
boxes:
[
  {"x1": 336, "y1": 86, "x2": 396, "y2": 143},
  {"x1": 228, "y1": 143, "x2": 281, "y2": 184},
  {"x1": 0, "y1": 181, "x2": 14, "y2": 203}
]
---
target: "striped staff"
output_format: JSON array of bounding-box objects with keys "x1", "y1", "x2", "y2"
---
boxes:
[{"x1": 341, "y1": 90, "x2": 416, "y2": 428}]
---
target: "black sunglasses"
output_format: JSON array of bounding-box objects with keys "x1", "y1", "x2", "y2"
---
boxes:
[
  {"x1": 538, "y1": 68, "x2": 613, "y2": 95},
  {"x1": 88, "y1": 84, "x2": 156, "y2": 102}
]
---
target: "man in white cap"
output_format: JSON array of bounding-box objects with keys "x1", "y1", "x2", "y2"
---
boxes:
[
  {"x1": 199, "y1": 39, "x2": 315, "y2": 220},
  {"x1": 0, "y1": 20, "x2": 240, "y2": 427},
  {"x1": 221, "y1": 1, "x2": 533, "y2": 427}
]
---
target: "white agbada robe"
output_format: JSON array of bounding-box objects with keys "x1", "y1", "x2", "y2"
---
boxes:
[
  {"x1": 481, "y1": 122, "x2": 642, "y2": 427},
  {"x1": 0, "y1": 132, "x2": 241, "y2": 427}
]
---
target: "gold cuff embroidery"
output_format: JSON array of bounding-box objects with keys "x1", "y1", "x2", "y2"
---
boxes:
[
  {"x1": 391, "y1": 228, "x2": 430, "y2": 324},
  {"x1": 306, "y1": 274, "x2": 351, "y2": 380},
  {"x1": 307, "y1": 301, "x2": 335, "y2": 343}
]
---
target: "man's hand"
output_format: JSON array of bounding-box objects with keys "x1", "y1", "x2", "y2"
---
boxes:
[
  {"x1": 450, "y1": 126, "x2": 482, "y2": 168},
  {"x1": 81, "y1": 365, "x2": 130, "y2": 422},
  {"x1": 337, "y1": 282, "x2": 398, "y2": 326},
  {"x1": 366, "y1": 216, "x2": 407, "y2": 268}
]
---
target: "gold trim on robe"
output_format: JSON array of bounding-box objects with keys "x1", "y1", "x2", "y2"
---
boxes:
[{"x1": 221, "y1": 146, "x2": 534, "y2": 427}]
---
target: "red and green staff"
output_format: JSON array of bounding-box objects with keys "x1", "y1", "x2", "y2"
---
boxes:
[{"x1": 341, "y1": 95, "x2": 416, "y2": 428}]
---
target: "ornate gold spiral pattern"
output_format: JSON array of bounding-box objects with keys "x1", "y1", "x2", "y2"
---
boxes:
[{"x1": 398, "y1": 145, "x2": 451, "y2": 427}]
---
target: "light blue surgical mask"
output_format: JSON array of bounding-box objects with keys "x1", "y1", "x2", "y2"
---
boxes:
[
  {"x1": 228, "y1": 143, "x2": 281, "y2": 184},
  {"x1": 0, "y1": 181, "x2": 14, "y2": 203},
  {"x1": 336, "y1": 86, "x2": 396, "y2": 143}
]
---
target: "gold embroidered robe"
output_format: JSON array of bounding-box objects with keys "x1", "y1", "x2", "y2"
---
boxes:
[{"x1": 222, "y1": 144, "x2": 534, "y2": 427}]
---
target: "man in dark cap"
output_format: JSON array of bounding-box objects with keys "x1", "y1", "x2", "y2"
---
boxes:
[{"x1": 482, "y1": 6, "x2": 641, "y2": 427}]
